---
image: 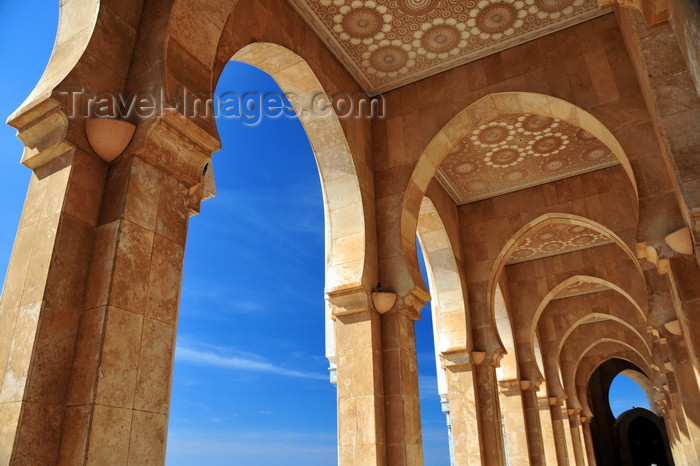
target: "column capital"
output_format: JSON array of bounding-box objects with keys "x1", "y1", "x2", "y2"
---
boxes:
[
  {"x1": 600, "y1": 0, "x2": 668, "y2": 26},
  {"x1": 328, "y1": 285, "x2": 371, "y2": 316},
  {"x1": 440, "y1": 348, "x2": 472, "y2": 369}
]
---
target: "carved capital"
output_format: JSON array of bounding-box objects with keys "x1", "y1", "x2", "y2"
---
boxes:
[
  {"x1": 440, "y1": 348, "x2": 472, "y2": 368},
  {"x1": 328, "y1": 285, "x2": 371, "y2": 316}
]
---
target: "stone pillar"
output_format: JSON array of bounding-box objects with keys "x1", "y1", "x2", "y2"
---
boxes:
[
  {"x1": 668, "y1": 256, "x2": 700, "y2": 375},
  {"x1": 474, "y1": 356, "x2": 506, "y2": 466},
  {"x1": 498, "y1": 379, "x2": 531, "y2": 465},
  {"x1": 666, "y1": 334, "x2": 700, "y2": 460},
  {"x1": 567, "y1": 410, "x2": 587, "y2": 466},
  {"x1": 537, "y1": 396, "x2": 559, "y2": 466},
  {"x1": 0, "y1": 147, "x2": 106, "y2": 464},
  {"x1": 334, "y1": 305, "x2": 387, "y2": 465},
  {"x1": 381, "y1": 302, "x2": 423, "y2": 465},
  {"x1": 56, "y1": 152, "x2": 194, "y2": 464},
  {"x1": 580, "y1": 417, "x2": 596, "y2": 466},
  {"x1": 520, "y1": 383, "x2": 546, "y2": 465},
  {"x1": 441, "y1": 350, "x2": 481, "y2": 465},
  {"x1": 549, "y1": 397, "x2": 571, "y2": 465}
]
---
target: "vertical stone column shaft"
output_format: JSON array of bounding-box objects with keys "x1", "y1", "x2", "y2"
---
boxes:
[
  {"x1": 381, "y1": 306, "x2": 423, "y2": 465},
  {"x1": 442, "y1": 351, "x2": 481, "y2": 465},
  {"x1": 474, "y1": 361, "x2": 506, "y2": 466},
  {"x1": 335, "y1": 308, "x2": 387, "y2": 465},
  {"x1": 498, "y1": 380, "x2": 531, "y2": 465},
  {"x1": 521, "y1": 386, "x2": 546, "y2": 465}
]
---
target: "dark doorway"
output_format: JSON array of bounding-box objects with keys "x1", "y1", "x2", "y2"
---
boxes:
[{"x1": 615, "y1": 408, "x2": 674, "y2": 466}]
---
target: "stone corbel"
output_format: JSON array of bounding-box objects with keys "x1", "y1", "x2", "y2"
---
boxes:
[
  {"x1": 548, "y1": 395, "x2": 566, "y2": 407},
  {"x1": 328, "y1": 285, "x2": 371, "y2": 316},
  {"x1": 498, "y1": 378, "x2": 523, "y2": 396},
  {"x1": 441, "y1": 348, "x2": 472, "y2": 368},
  {"x1": 7, "y1": 97, "x2": 74, "y2": 170},
  {"x1": 600, "y1": 0, "x2": 669, "y2": 26}
]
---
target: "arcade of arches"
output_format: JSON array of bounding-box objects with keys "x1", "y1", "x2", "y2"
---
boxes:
[{"x1": 0, "y1": 0, "x2": 699, "y2": 464}]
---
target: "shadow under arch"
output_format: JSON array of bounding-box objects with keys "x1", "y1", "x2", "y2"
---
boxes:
[
  {"x1": 399, "y1": 91, "x2": 639, "y2": 311},
  {"x1": 486, "y1": 212, "x2": 648, "y2": 366},
  {"x1": 572, "y1": 340, "x2": 654, "y2": 413},
  {"x1": 227, "y1": 43, "x2": 370, "y2": 302},
  {"x1": 553, "y1": 310, "x2": 651, "y2": 374}
]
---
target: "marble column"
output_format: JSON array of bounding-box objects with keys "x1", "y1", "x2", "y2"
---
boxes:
[
  {"x1": 580, "y1": 417, "x2": 596, "y2": 466},
  {"x1": 537, "y1": 396, "x2": 559, "y2": 466},
  {"x1": 381, "y1": 302, "x2": 423, "y2": 465},
  {"x1": 520, "y1": 382, "x2": 546, "y2": 465},
  {"x1": 474, "y1": 355, "x2": 506, "y2": 466},
  {"x1": 549, "y1": 397, "x2": 571, "y2": 465},
  {"x1": 567, "y1": 409, "x2": 587, "y2": 466},
  {"x1": 441, "y1": 350, "x2": 481, "y2": 466},
  {"x1": 334, "y1": 305, "x2": 387, "y2": 465},
  {"x1": 498, "y1": 379, "x2": 530, "y2": 465}
]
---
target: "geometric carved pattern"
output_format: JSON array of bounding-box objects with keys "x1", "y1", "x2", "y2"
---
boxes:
[
  {"x1": 435, "y1": 113, "x2": 619, "y2": 204},
  {"x1": 552, "y1": 278, "x2": 611, "y2": 300},
  {"x1": 289, "y1": 0, "x2": 605, "y2": 93},
  {"x1": 507, "y1": 223, "x2": 613, "y2": 264}
]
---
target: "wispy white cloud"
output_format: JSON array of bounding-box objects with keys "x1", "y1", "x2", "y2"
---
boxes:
[{"x1": 175, "y1": 344, "x2": 327, "y2": 380}]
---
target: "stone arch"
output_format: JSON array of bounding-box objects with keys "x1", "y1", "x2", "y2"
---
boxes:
[
  {"x1": 571, "y1": 340, "x2": 654, "y2": 411},
  {"x1": 416, "y1": 196, "x2": 470, "y2": 355},
  {"x1": 556, "y1": 317, "x2": 653, "y2": 380},
  {"x1": 531, "y1": 275, "x2": 647, "y2": 357},
  {"x1": 618, "y1": 368, "x2": 657, "y2": 414},
  {"x1": 494, "y1": 283, "x2": 518, "y2": 381},
  {"x1": 399, "y1": 91, "x2": 639, "y2": 302},
  {"x1": 229, "y1": 43, "x2": 370, "y2": 298}
]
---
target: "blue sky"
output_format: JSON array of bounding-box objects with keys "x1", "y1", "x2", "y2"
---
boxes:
[{"x1": 0, "y1": 2, "x2": 648, "y2": 464}]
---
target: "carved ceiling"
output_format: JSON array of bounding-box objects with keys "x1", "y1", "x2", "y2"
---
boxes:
[
  {"x1": 507, "y1": 223, "x2": 613, "y2": 264},
  {"x1": 289, "y1": 0, "x2": 607, "y2": 93},
  {"x1": 435, "y1": 113, "x2": 620, "y2": 204},
  {"x1": 553, "y1": 279, "x2": 612, "y2": 299}
]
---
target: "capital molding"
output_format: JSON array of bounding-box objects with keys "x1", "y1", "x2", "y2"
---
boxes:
[
  {"x1": 440, "y1": 348, "x2": 472, "y2": 368},
  {"x1": 600, "y1": 0, "x2": 669, "y2": 26},
  {"x1": 328, "y1": 285, "x2": 371, "y2": 316},
  {"x1": 7, "y1": 97, "x2": 74, "y2": 170}
]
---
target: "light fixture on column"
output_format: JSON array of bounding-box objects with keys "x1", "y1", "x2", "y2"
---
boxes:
[
  {"x1": 665, "y1": 226, "x2": 693, "y2": 255},
  {"x1": 663, "y1": 319, "x2": 682, "y2": 336},
  {"x1": 85, "y1": 118, "x2": 136, "y2": 162},
  {"x1": 371, "y1": 282, "x2": 397, "y2": 314},
  {"x1": 470, "y1": 351, "x2": 486, "y2": 365}
]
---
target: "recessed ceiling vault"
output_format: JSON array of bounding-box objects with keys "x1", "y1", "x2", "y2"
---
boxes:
[{"x1": 288, "y1": 0, "x2": 609, "y2": 93}]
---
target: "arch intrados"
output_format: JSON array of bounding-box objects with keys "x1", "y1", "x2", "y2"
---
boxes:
[
  {"x1": 400, "y1": 92, "x2": 639, "y2": 305},
  {"x1": 494, "y1": 283, "x2": 518, "y2": 381},
  {"x1": 417, "y1": 196, "x2": 469, "y2": 354},
  {"x1": 556, "y1": 316, "x2": 652, "y2": 378},
  {"x1": 568, "y1": 340, "x2": 653, "y2": 411},
  {"x1": 227, "y1": 43, "x2": 368, "y2": 296},
  {"x1": 529, "y1": 272, "x2": 646, "y2": 370}
]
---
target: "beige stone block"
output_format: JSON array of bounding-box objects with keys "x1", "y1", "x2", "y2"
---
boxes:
[
  {"x1": 0, "y1": 223, "x2": 36, "y2": 312},
  {"x1": 491, "y1": 92, "x2": 524, "y2": 114},
  {"x1": 85, "y1": 404, "x2": 131, "y2": 464},
  {"x1": 108, "y1": 219, "x2": 154, "y2": 314},
  {"x1": 128, "y1": 410, "x2": 167, "y2": 464},
  {"x1": 20, "y1": 213, "x2": 60, "y2": 306},
  {"x1": 422, "y1": 131, "x2": 453, "y2": 168},
  {"x1": 519, "y1": 92, "x2": 552, "y2": 117},
  {"x1": 324, "y1": 174, "x2": 363, "y2": 212},
  {"x1": 167, "y1": 1, "x2": 225, "y2": 68},
  {"x1": 17, "y1": 174, "x2": 48, "y2": 230},
  {"x1": 277, "y1": 61, "x2": 321, "y2": 95},
  {"x1": 235, "y1": 43, "x2": 304, "y2": 76},
  {"x1": 315, "y1": 143, "x2": 356, "y2": 181},
  {"x1": 95, "y1": 306, "x2": 143, "y2": 408},
  {"x1": 124, "y1": 157, "x2": 162, "y2": 231},
  {"x1": 0, "y1": 302, "x2": 41, "y2": 403},
  {"x1": 465, "y1": 95, "x2": 499, "y2": 128},
  {"x1": 84, "y1": 221, "x2": 119, "y2": 310},
  {"x1": 0, "y1": 401, "x2": 22, "y2": 464},
  {"x1": 40, "y1": 159, "x2": 72, "y2": 219},
  {"x1": 134, "y1": 317, "x2": 175, "y2": 414},
  {"x1": 146, "y1": 235, "x2": 184, "y2": 325},
  {"x1": 57, "y1": 405, "x2": 90, "y2": 464},
  {"x1": 12, "y1": 401, "x2": 64, "y2": 465},
  {"x1": 67, "y1": 306, "x2": 106, "y2": 405},
  {"x1": 155, "y1": 173, "x2": 189, "y2": 246},
  {"x1": 337, "y1": 396, "x2": 357, "y2": 446}
]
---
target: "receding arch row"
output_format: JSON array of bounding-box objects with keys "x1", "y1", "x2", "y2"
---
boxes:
[{"x1": 399, "y1": 91, "x2": 640, "y2": 301}]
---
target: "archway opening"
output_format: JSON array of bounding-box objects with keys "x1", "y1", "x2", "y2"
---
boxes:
[
  {"x1": 415, "y1": 233, "x2": 458, "y2": 464},
  {"x1": 168, "y1": 61, "x2": 336, "y2": 465},
  {"x1": 609, "y1": 372, "x2": 652, "y2": 418}
]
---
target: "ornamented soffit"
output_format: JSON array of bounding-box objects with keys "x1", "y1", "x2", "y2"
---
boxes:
[
  {"x1": 507, "y1": 222, "x2": 613, "y2": 264},
  {"x1": 435, "y1": 113, "x2": 620, "y2": 204},
  {"x1": 553, "y1": 278, "x2": 612, "y2": 299},
  {"x1": 288, "y1": 0, "x2": 608, "y2": 93}
]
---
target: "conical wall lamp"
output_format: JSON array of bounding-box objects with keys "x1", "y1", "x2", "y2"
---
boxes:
[{"x1": 85, "y1": 118, "x2": 136, "y2": 162}]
